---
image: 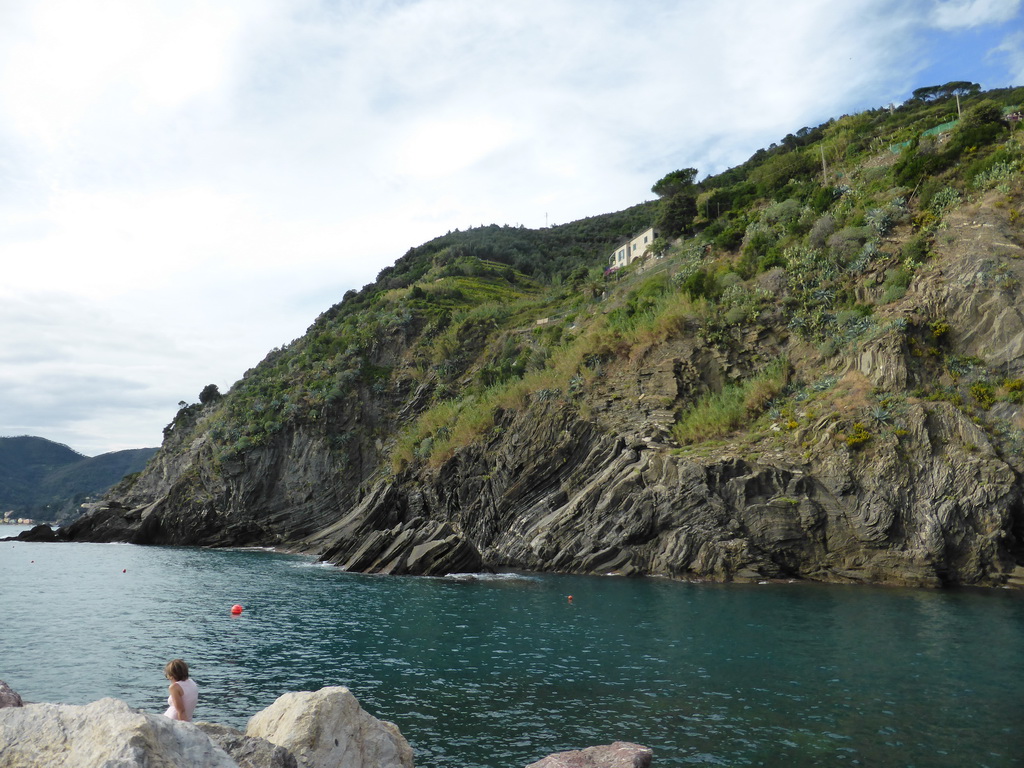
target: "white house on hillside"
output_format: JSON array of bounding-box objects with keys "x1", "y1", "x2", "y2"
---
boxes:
[{"x1": 609, "y1": 227, "x2": 659, "y2": 269}]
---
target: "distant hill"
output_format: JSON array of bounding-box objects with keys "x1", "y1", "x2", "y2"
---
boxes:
[{"x1": 0, "y1": 436, "x2": 157, "y2": 521}]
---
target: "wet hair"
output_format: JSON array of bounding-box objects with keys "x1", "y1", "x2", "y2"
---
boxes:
[{"x1": 164, "y1": 659, "x2": 189, "y2": 682}]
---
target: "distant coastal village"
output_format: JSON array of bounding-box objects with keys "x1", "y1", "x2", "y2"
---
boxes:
[{"x1": 2, "y1": 513, "x2": 35, "y2": 525}]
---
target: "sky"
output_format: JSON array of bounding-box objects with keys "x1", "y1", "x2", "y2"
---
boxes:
[{"x1": 2, "y1": 0, "x2": 1023, "y2": 456}]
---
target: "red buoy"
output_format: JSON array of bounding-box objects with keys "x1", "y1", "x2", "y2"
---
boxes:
[{"x1": 231, "y1": 604, "x2": 244, "y2": 615}]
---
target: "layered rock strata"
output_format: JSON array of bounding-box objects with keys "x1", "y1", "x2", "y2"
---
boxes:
[{"x1": 28, "y1": 193, "x2": 1024, "y2": 588}]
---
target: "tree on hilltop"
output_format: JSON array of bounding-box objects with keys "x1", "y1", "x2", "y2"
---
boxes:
[
  {"x1": 911, "y1": 81, "x2": 980, "y2": 102},
  {"x1": 656, "y1": 193, "x2": 699, "y2": 238},
  {"x1": 651, "y1": 167, "x2": 698, "y2": 198},
  {"x1": 652, "y1": 167, "x2": 700, "y2": 238},
  {"x1": 199, "y1": 384, "x2": 222, "y2": 405}
]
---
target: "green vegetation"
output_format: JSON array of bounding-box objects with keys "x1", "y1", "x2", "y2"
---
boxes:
[
  {"x1": 845, "y1": 422, "x2": 873, "y2": 449},
  {"x1": 156, "y1": 82, "x2": 1024, "y2": 476},
  {"x1": 672, "y1": 359, "x2": 789, "y2": 444},
  {"x1": 910, "y1": 81, "x2": 981, "y2": 102},
  {"x1": 970, "y1": 381, "x2": 996, "y2": 409},
  {"x1": 0, "y1": 436, "x2": 156, "y2": 520}
]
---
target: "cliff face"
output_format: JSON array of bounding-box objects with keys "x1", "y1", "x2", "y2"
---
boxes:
[
  {"x1": 60, "y1": 359, "x2": 1023, "y2": 587},
  {"x1": 301, "y1": 346, "x2": 1022, "y2": 588},
  {"x1": 57, "y1": 110, "x2": 1024, "y2": 588}
]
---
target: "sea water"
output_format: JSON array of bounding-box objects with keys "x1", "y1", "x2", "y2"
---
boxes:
[{"x1": 1, "y1": 523, "x2": 1022, "y2": 767}]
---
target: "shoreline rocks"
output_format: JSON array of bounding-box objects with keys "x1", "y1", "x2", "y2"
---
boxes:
[
  {"x1": 196, "y1": 722, "x2": 298, "y2": 768},
  {"x1": 0, "y1": 698, "x2": 239, "y2": 768},
  {"x1": 246, "y1": 687, "x2": 414, "y2": 768},
  {"x1": 0, "y1": 682, "x2": 649, "y2": 767},
  {"x1": 3, "y1": 523, "x2": 61, "y2": 543},
  {"x1": 527, "y1": 742, "x2": 654, "y2": 768},
  {"x1": 0, "y1": 680, "x2": 23, "y2": 709},
  {"x1": 0, "y1": 686, "x2": 411, "y2": 768}
]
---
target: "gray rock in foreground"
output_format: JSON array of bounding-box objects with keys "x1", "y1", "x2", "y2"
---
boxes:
[
  {"x1": 197, "y1": 721, "x2": 298, "y2": 768},
  {"x1": 0, "y1": 680, "x2": 23, "y2": 709},
  {"x1": 527, "y1": 741, "x2": 654, "y2": 768}
]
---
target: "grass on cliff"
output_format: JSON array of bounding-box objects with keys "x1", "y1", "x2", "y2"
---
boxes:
[
  {"x1": 390, "y1": 327, "x2": 601, "y2": 473},
  {"x1": 389, "y1": 279, "x2": 714, "y2": 473},
  {"x1": 178, "y1": 85, "x2": 1024, "y2": 475},
  {"x1": 672, "y1": 359, "x2": 789, "y2": 445}
]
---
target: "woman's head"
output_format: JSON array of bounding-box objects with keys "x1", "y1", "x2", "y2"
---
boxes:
[{"x1": 164, "y1": 659, "x2": 189, "y2": 682}]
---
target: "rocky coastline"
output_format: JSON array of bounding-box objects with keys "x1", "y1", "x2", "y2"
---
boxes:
[
  {"x1": 0, "y1": 681, "x2": 651, "y2": 768},
  {"x1": 12, "y1": 157, "x2": 1024, "y2": 591}
]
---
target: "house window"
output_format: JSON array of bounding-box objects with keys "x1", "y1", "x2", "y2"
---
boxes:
[{"x1": 644, "y1": 236, "x2": 648, "y2": 243}]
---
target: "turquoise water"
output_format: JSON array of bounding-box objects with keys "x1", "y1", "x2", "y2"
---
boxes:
[{"x1": 1, "y1": 524, "x2": 1023, "y2": 767}]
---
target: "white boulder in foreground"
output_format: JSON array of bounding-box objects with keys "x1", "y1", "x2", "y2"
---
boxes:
[
  {"x1": 0, "y1": 681, "x2": 650, "y2": 768},
  {"x1": 247, "y1": 686, "x2": 414, "y2": 768},
  {"x1": 0, "y1": 697, "x2": 238, "y2": 767},
  {"x1": 0, "y1": 686, "x2": 410, "y2": 768}
]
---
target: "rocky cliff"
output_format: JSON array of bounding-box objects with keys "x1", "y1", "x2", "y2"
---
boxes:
[{"x1": 46, "y1": 92, "x2": 1024, "y2": 589}]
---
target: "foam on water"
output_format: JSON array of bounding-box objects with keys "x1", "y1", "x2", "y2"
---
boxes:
[{"x1": 443, "y1": 571, "x2": 541, "y2": 582}]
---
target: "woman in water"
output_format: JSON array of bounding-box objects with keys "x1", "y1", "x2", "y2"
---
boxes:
[{"x1": 163, "y1": 658, "x2": 198, "y2": 722}]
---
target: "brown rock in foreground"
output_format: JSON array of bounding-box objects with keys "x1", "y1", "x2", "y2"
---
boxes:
[{"x1": 527, "y1": 741, "x2": 653, "y2": 768}]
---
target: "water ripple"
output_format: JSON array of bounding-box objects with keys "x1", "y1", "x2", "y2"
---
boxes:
[{"x1": 1, "y1": 536, "x2": 1023, "y2": 767}]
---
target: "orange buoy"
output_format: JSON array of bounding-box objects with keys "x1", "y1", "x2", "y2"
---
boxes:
[
  {"x1": 567, "y1": 595, "x2": 573, "y2": 603},
  {"x1": 231, "y1": 604, "x2": 244, "y2": 615}
]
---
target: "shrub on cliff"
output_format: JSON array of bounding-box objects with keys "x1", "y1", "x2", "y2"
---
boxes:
[{"x1": 672, "y1": 360, "x2": 788, "y2": 445}]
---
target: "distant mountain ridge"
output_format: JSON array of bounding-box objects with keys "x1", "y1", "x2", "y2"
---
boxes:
[{"x1": 0, "y1": 436, "x2": 156, "y2": 521}]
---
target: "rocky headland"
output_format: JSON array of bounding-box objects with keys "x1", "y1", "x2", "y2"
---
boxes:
[{"x1": 24, "y1": 90, "x2": 1024, "y2": 590}]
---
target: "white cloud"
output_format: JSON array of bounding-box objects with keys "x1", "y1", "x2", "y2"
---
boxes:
[
  {"x1": 931, "y1": 0, "x2": 1022, "y2": 29},
  {"x1": 0, "y1": 291, "x2": 183, "y2": 452},
  {"x1": 0, "y1": 0, "x2": 1021, "y2": 454},
  {"x1": 0, "y1": 0, "x2": 247, "y2": 153},
  {"x1": 992, "y1": 31, "x2": 1024, "y2": 82},
  {"x1": 393, "y1": 115, "x2": 526, "y2": 178}
]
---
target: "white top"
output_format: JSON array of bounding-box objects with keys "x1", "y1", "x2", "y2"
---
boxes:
[{"x1": 164, "y1": 677, "x2": 198, "y2": 721}]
